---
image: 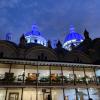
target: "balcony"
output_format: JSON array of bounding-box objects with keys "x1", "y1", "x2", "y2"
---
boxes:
[{"x1": 0, "y1": 72, "x2": 99, "y2": 88}]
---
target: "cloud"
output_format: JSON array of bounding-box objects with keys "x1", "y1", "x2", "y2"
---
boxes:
[
  {"x1": 0, "y1": 0, "x2": 22, "y2": 9},
  {"x1": 0, "y1": 0, "x2": 100, "y2": 43}
]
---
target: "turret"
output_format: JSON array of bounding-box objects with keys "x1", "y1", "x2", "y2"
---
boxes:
[
  {"x1": 19, "y1": 34, "x2": 27, "y2": 48},
  {"x1": 6, "y1": 33, "x2": 12, "y2": 41},
  {"x1": 56, "y1": 40, "x2": 62, "y2": 48},
  {"x1": 84, "y1": 29, "x2": 90, "y2": 39},
  {"x1": 47, "y1": 40, "x2": 52, "y2": 48}
]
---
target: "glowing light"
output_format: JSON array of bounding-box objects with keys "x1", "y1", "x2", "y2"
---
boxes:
[
  {"x1": 63, "y1": 26, "x2": 84, "y2": 51},
  {"x1": 53, "y1": 91, "x2": 57, "y2": 95},
  {"x1": 24, "y1": 24, "x2": 47, "y2": 46},
  {"x1": 89, "y1": 75, "x2": 92, "y2": 78},
  {"x1": 67, "y1": 75, "x2": 69, "y2": 77}
]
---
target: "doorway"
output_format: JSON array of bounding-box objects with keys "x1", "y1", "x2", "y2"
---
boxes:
[
  {"x1": 42, "y1": 89, "x2": 51, "y2": 100},
  {"x1": 8, "y1": 92, "x2": 19, "y2": 100}
]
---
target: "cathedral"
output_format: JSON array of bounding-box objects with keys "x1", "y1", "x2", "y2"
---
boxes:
[{"x1": 0, "y1": 25, "x2": 100, "y2": 100}]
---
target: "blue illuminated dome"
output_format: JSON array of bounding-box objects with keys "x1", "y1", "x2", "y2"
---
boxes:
[
  {"x1": 25, "y1": 24, "x2": 41, "y2": 36},
  {"x1": 24, "y1": 24, "x2": 47, "y2": 46},
  {"x1": 63, "y1": 26, "x2": 84, "y2": 51}
]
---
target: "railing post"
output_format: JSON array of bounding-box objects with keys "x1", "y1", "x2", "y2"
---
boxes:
[
  {"x1": 61, "y1": 65, "x2": 64, "y2": 85},
  {"x1": 36, "y1": 61, "x2": 39, "y2": 86},
  {"x1": 87, "y1": 88, "x2": 90, "y2": 99},
  {"x1": 36, "y1": 61, "x2": 39, "y2": 100},
  {"x1": 9, "y1": 64, "x2": 12, "y2": 73},
  {"x1": 50, "y1": 88, "x2": 52, "y2": 100},
  {"x1": 5, "y1": 88, "x2": 8, "y2": 100},
  {"x1": 23, "y1": 65, "x2": 25, "y2": 83},
  {"x1": 21, "y1": 88, "x2": 23, "y2": 100},
  {"x1": 93, "y1": 67, "x2": 98, "y2": 85},
  {"x1": 36, "y1": 87, "x2": 38, "y2": 100},
  {"x1": 49, "y1": 65, "x2": 51, "y2": 85},
  {"x1": 72, "y1": 66, "x2": 76, "y2": 85},
  {"x1": 63, "y1": 88, "x2": 65, "y2": 100},
  {"x1": 75, "y1": 88, "x2": 78, "y2": 100},
  {"x1": 83, "y1": 66, "x2": 87, "y2": 85}
]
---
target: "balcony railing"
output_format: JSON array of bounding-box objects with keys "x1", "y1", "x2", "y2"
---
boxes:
[
  {"x1": 0, "y1": 79, "x2": 99, "y2": 87},
  {"x1": 0, "y1": 72, "x2": 99, "y2": 87}
]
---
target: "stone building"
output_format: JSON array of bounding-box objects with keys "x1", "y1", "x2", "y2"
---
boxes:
[{"x1": 0, "y1": 26, "x2": 100, "y2": 100}]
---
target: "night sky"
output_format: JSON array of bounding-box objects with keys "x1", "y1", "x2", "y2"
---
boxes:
[{"x1": 0, "y1": 0, "x2": 100, "y2": 43}]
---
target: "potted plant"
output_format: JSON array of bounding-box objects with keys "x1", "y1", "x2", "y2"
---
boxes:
[
  {"x1": 26, "y1": 73, "x2": 37, "y2": 82},
  {"x1": 3, "y1": 72, "x2": 16, "y2": 83},
  {"x1": 39, "y1": 76, "x2": 49, "y2": 82}
]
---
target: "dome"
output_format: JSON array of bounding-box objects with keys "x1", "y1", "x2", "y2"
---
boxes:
[
  {"x1": 24, "y1": 24, "x2": 47, "y2": 46},
  {"x1": 64, "y1": 32, "x2": 83, "y2": 43},
  {"x1": 25, "y1": 24, "x2": 41, "y2": 36},
  {"x1": 6, "y1": 33, "x2": 12, "y2": 41},
  {"x1": 63, "y1": 26, "x2": 84, "y2": 51}
]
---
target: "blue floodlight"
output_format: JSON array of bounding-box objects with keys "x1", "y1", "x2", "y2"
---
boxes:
[
  {"x1": 24, "y1": 24, "x2": 47, "y2": 46},
  {"x1": 63, "y1": 26, "x2": 84, "y2": 51}
]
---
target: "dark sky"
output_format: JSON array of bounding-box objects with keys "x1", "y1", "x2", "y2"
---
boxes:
[{"x1": 0, "y1": 0, "x2": 100, "y2": 43}]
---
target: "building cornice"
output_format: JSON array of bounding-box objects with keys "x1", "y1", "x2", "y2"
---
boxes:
[{"x1": 0, "y1": 58, "x2": 99, "y2": 68}]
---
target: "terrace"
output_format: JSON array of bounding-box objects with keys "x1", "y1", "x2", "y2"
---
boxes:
[{"x1": 0, "y1": 59, "x2": 99, "y2": 88}]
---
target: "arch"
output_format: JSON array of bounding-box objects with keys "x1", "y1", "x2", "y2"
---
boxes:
[
  {"x1": 64, "y1": 50, "x2": 92, "y2": 63},
  {"x1": 25, "y1": 46, "x2": 57, "y2": 61},
  {"x1": 0, "y1": 40, "x2": 17, "y2": 58}
]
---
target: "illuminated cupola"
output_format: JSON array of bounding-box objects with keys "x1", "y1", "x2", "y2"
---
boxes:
[
  {"x1": 63, "y1": 26, "x2": 84, "y2": 51},
  {"x1": 24, "y1": 24, "x2": 47, "y2": 46}
]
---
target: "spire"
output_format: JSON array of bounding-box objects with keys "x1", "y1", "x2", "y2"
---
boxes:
[
  {"x1": 47, "y1": 40, "x2": 52, "y2": 48},
  {"x1": 56, "y1": 40, "x2": 62, "y2": 48},
  {"x1": 6, "y1": 33, "x2": 12, "y2": 41},
  {"x1": 32, "y1": 24, "x2": 38, "y2": 32},
  {"x1": 19, "y1": 34, "x2": 27, "y2": 48},
  {"x1": 84, "y1": 29, "x2": 90, "y2": 39},
  {"x1": 31, "y1": 24, "x2": 40, "y2": 35},
  {"x1": 70, "y1": 25, "x2": 75, "y2": 33}
]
